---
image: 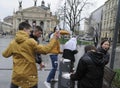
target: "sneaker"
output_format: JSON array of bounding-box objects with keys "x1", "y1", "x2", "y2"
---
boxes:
[
  {"x1": 44, "y1": 81, "x2": 51, "y2": 88},
  {"x1": 51, "y1": 78, "x2": 58, "y2": 82}
]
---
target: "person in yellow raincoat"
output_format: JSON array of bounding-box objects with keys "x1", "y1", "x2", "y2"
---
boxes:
[
  {"x1": 44, "y1": 26, "x2": 62, "y2": 88},
  {"x1": 2, "y1": 21, "x2": 59, "y2": 88}
]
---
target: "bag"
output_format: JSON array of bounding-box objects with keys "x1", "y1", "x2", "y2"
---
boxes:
[{"x1": 102, "y1": 66, "x2": 116, "y2": 88}]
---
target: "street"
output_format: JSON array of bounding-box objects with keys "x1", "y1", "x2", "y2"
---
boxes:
[{"x1": 0, "y1": 35, "x2": 84, "y2": 88}]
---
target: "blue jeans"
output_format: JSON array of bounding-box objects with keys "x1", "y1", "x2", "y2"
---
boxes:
[{"x1": 47, "y1": 55, "x2": 58, "y2": 83}]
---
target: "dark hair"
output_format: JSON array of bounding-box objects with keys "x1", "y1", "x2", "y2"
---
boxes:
[
  {"x1": 100, "y1": 39, "x2": 110, "y2": 46},
  {"x1": 53, "y1": 26, "x2": 57, "y2": 32},
  {"x1": 84, "y1": 45, "x2": 97, "y2": 53},
  {"x1": 18, "y1": 21, "x2": 31, "y2": 30},
  {"x1": 35, "y1": 26, "x2": 43, "y2": 32}
]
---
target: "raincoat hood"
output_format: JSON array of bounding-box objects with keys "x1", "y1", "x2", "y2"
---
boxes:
[
  {"x1": 87, "y1": 51, "x2": 104, "y2": 66},
  {"x1": 15, "y1": 30, "x2": 29, "y2": 44}
]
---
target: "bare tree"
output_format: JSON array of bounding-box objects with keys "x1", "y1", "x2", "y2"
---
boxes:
[{"x1": 64, "y1": 0, "x2": 92, "y2": 33}]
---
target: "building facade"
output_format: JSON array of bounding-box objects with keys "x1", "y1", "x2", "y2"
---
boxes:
[
  {"x1": 3, "y1": 16, "x2": 13, "y2": 24},
  {"x1": 84, "y1": 18, "x2": 89, "y2": 34},
  {"x1": 101, "y1": 0, "x2": 118, "y2": 41},
  {"x1": 89, "y1": 5, "x2": 104, "y2": 41},
  {"x1": 11, "y1": 0, "x2": 58, "y2": 35},
  {"x1": 0, "y1": 21, "x2": 13, "y2": 34}
]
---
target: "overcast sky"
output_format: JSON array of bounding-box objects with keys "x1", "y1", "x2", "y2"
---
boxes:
[{"x1": 0, "y1": 0, "x2": 107, "y2": 21}]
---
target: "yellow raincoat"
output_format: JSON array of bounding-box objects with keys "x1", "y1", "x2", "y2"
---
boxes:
[
  {"x1": 49, "y1": 33, "x2": 62, "y2": 54},
  {"x1": 49, "y1": 39, "x2": 61, "y2": 54},
  {"x1": 2, "y1": 30, "x2": 57, "y2": 87}
]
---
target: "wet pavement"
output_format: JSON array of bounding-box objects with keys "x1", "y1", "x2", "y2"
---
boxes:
[{"x1": 0, "y1": 35, "x2": 84, "y2": 88}]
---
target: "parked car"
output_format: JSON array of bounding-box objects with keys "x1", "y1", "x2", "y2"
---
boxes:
[{"x1": 80, "y1": 36, "x2": 93, "y2": 41}]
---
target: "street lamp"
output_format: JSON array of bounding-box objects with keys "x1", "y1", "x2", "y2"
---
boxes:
[{"x1": 63, "y1": 0, "x2": 66, "y2": 30}]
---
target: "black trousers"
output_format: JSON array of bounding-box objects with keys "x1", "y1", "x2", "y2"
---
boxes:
[
  {"x1": 36, "y1": 54, "x2": 42, "y2": 64},
  {"x1": 10, "y1": 83, "x2": 38, "y2": 88}
]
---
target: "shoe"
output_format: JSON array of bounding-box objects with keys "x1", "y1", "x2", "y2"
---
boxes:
[
  {"x1": 51, "y1": 78, "x2": 58, "y2": 82},
  {"x1": 44, "y1": 81, "x2": 51, "y2": 88}
]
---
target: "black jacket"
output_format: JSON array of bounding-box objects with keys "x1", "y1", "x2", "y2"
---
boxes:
[
  {"x1": 62, "y1": 49, "x2": 78, "y2": 62},
  {"x1": 30, "y1": 31, "x2": 39, "y2": 43},
  {"x1": 30, "y1": 31, "x2": 42, "y2": 64},
  {"x1": 97, "y1": 47, "x2": 110, "y2": 65},
  {"x1": 71, "y1": 51, "x2": 104, "y2": 88}
]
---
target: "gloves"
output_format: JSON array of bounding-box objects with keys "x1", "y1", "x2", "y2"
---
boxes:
[{"x1": 62, "y1": 73, "x2": 70, "y2": 79}]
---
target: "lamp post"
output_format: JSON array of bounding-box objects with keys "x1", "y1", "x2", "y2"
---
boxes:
[
  {"x1": 63, "y1": 0, "x2": 66, "y2": 30},
  {"x1": 110, "y1": 0, "x2": 120, "y2": 69}
]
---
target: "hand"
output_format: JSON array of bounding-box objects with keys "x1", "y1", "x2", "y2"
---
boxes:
[
  {"x1": 39, "y1": 62, "x2": 45, "y2": 70},
  {"x1": 59, "y1": 51, "x2": 63, "y2": 54},
  {"x1": 53, "y1": 31, "x2": 60, "y2": 39},
  {"x1": 62, "y1": 73, "x2": 70, "y2": 79}
]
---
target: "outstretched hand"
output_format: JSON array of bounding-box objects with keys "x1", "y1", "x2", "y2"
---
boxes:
[{"x1": 53, "y1": 31, "x2": 60, "y2": 39}]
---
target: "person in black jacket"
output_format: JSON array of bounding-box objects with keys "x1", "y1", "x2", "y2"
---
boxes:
[
  {"x1": 93, "y1": 35, "x2": 98, "y2": 47},
  {"x1": 97, "y1": 39, "x2": 110, "y2": 65},
  {"x1": 30, "y1": 26, "x2": 45, "y2": 70},
  {"x1": 70, "y1": 45, "x2": 105, "y2": 88}
]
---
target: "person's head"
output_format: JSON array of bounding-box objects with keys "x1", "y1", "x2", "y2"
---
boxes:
[
  {"x1": 53, "y1": 26, "x2": 57, "y2": 33},
  {"x1": 18, "y1": 21, "x2": 31, "y2": 35},
  {"x1": 53, "y1": 26, "x2": 59, "y2": 33},
  {"x1": 84, "y1": 45, "x2": 97, "y2": 53},
  {"x1": 33, "y1": 26, "x2": 43, "y2": 38},
  {"x1": 100, "y1": 39, "x2": 110, "y2": 51}
]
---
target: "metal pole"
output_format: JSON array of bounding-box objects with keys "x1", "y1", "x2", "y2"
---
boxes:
[
  {"x1": 0, "y1": 20, "x2": 2, "y2": 31},
  {"x1": 110, "y1": 0, "x2": 120, "y2": 69},
  {"x1": 63, "y1": 0, "x2": 66, "y2": 30},
  {"x1": 78, "y1": 13, "x2": 81, "y2": 34}
]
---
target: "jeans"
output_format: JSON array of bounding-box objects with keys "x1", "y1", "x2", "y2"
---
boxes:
[
  {"x1": 47, "y1": 55, "x2": 58, "y2": 82},
  {"x1": 10, "y1": 83, "x2": 38, "y2": 88}
]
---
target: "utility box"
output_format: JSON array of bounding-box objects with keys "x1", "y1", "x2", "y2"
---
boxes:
[{"x1": 58, "y1": 59, "x2": 71, "y2": 88}]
